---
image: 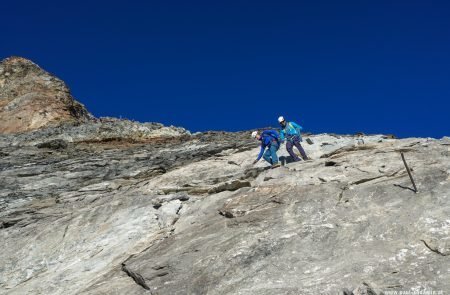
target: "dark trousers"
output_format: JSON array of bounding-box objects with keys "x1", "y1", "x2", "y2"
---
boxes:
[{"x1": 286, "y1": 136, "x2": 308, "y2": 161}]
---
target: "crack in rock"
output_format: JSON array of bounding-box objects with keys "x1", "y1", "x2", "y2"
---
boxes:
[
  {"x1": 219, "y1": 198, "x2": 283, "y2": 219},
  {"x1": 421, "y1": 239, "x2": 450, "y2": 256},
  {"x1": 351, "y1": 175, "x2": 385, "y2": 185},
  {"x1": 320, "y1": 144, "x2": 377, "y2": 159},
  {"x1": 121, "y1": 263, "x2": 151, "y2": 291}
]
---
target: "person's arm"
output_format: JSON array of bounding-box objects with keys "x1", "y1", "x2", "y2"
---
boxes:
[
  {"x1": 291, "y1": 121, "x2": 303, "y2": 131},
  {"x1": 254, "y1": 143, "x2": 265, "y2": 163},
  {"x1": 291, "y1": 122, "x2": 304, "y2": 141}
]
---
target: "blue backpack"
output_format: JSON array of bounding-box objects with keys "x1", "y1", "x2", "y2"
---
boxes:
[{"x1": 263, "y1": 130, "x2": 280, "y2": 145}]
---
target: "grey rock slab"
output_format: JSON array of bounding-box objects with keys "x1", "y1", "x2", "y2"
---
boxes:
[
  {"x1": 0, "y1": 133, "x2": 449, "y2": 295},
  {"x1": 109, "y1": 137, "x2": 450, "y2": 295}
]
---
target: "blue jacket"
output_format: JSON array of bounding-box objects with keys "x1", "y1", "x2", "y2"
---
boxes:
[
  {"x1": 256, "y1": 130, "x2": 279, "y2": 161},
  {"x1": 280, "y1": 121, "x2": 303, "y2": 142}
]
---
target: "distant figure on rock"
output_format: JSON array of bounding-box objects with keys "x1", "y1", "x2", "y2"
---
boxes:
[
  {"x1": 278, "y1": 116, "x2": 309, "y2": 162},
  {"x1": 251, "y1": 130, "x2": 281, "y2": 168}
]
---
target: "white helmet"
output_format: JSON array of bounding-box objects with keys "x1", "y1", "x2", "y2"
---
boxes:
[
  {"x1": 278, "y1": 116, "x2": 285, "y2": 123},
  {"x1": 251, "y1": 131, "x2": 258, "y2": 138}
]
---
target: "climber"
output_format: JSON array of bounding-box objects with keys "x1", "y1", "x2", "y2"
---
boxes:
[
  {"x1": 251, "y1": 130, "x2": 281, "y2": 168},
  {"x1": 278, "y1": 116, "x2": 309, "y2": 162}
]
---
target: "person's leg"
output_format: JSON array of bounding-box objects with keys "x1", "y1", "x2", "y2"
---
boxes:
[
  {"x1": 286, "y1": 140, "x2": 300, "y2": 161},
  {"x1": 263, "y1": 149, "x2": 272, "y2": 164},
  {"x1": 270, "y1": 143, "x2": 279, "y2": 165},
  {"x1": 293, "y1": 136, "x2": 308, "y2": 160}
]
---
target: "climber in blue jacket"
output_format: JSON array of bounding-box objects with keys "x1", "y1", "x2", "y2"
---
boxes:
[
  {"x1": 278, "y1": 116, "x2": 309, "y2": 162},
  {"x1": 251, "y1": 130, "x2": 281, "y2": 168}
]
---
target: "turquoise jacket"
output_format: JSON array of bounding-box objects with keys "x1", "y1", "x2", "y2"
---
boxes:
[{"x1": 280, "y1": 121, "x2": 303, "y2": 142}]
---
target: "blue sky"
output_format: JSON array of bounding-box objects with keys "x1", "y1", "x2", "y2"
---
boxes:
[{"x1": 2, "y1": 1, "x2": 449, "y2": 137}]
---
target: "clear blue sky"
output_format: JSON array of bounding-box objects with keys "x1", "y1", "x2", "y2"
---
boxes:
[{"x1": 2, "y1": 1, "x2": 449, "y2": 138}]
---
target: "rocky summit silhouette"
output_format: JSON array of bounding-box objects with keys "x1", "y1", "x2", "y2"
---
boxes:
[
  {"x1": 0, "y1": 57, "x2": 94, "y2": 134},
  {"x1": 0, "y1": 57, "x2": 449, "y2": 295}
]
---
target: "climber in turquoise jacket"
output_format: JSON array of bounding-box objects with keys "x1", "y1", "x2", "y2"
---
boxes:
[
  {"x1": 278, "y1": 116, "x2": 309, "y2": 162},
  {"x1": 251, "y1": 130, "x2": 281, "y2": 168},
  {"x1": 279, "y1": 120, "x2": 303, "y2": 142}
]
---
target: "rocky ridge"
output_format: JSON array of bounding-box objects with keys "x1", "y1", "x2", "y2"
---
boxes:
[
  {"x1": 0, "y1": 57, "x2": 190, "y2": 144},
  {"x1": 0, "y1": 117, "x2": 190, "y2": 148}
]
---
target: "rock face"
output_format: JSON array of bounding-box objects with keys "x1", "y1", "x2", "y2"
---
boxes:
[
  {"x1": 0, "y1": 131, "x2": 449, "y2": 295},
  {"x1": 0, "y1": 57, "x2": 93, "y2": 134},
  {"x1": 0, "y1": 57, "x2": 449, "y2": 294}
]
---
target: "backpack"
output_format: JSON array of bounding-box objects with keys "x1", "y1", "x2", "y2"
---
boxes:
[
  {"x1": 263, "y1": 130, "x2": 280, "y2": 145},
  {"x1": 286, "y1": 122, "x2": 303, "y2": 142}
]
